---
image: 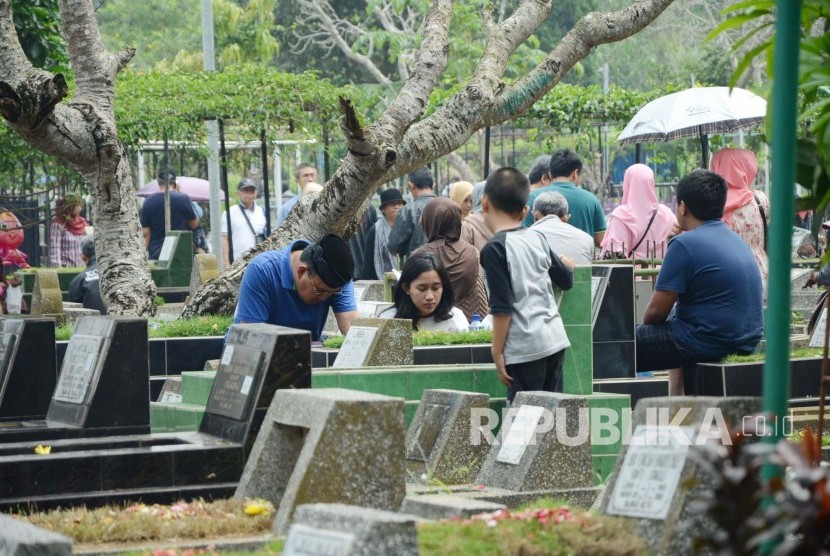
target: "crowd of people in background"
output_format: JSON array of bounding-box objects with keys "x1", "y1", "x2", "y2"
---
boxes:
[{"x1": 0, "y1": 142, "x2": 802, "y2": 401}]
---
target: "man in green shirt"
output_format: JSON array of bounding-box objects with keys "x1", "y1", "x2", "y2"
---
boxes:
[{"x1": 523, "y1": 149, "x2": 606, "y2": 247}]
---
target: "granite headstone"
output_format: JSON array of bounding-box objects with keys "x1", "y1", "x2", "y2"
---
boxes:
[
  {"x1": 283, "y1": 503, "x2": 417, "y2": 556},
  {"x1": 0, "y1": 514, "x2": 72, "y2": 555},
  {"x1": 331, "y1": 317, "x2": 412, "y2": 368},
  {"x1": 200, "y1": 323, "x2": 311, "y2": 445},
  {"x1": 596, "y1": 396, "x2": 762, "y2": 555},
  {"x1": 476, "y1": 391, "x2": 594, "y2": 492},
  {"x1": 45, "y1": 316, "x2": 149, "y2": 432},
  {"x1": 235, "y1": 388, "x2": 406, "y2": 535},
  {"x1": 0, "y1": 317, "x2": 57, "y2": 420},
  {"x1": 405, "y1": 389, "x2": 491, "y2": 485},
  {"x1": 30, "y1": 270, "x2": 64, "y2": 324}
]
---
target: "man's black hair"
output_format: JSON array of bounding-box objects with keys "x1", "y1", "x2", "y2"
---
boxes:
[
  {"x1": 527, "y1": 155, "x2": 551, "y2": 184},
  {"x1": 408, "y1": 167, "x2": 434, "y2": 190},
  {"x1": 157, "y1": 167, "x2": 177, "y2": 185},
  {"x1": 676, "y1": 169, "x2": 727, "y2": 221},
  {"x1": 548, "y1": 149, "x2": 582, "y2": 179},
  {"x1": 484, "y1": 167, "x2": 529, "y2": 216}
]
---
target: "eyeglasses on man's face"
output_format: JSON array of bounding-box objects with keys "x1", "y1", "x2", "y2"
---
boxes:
[{"x1": 308, "y1": 273, "x2": 341, "y2": 299}]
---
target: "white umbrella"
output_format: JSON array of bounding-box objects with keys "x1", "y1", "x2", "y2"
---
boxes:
[{"x1": 617, "y1": 86, "x2": 767, "y2": 167}]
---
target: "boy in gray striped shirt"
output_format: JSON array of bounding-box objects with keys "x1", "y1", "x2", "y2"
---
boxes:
[{"x1": 480, "y1": 167, "x2": 575, "y2": 403}]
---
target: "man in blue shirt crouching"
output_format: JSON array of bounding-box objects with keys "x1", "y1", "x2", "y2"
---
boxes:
[{"x1": 233, "y1": 234, "x2": 358, "y2": 341}]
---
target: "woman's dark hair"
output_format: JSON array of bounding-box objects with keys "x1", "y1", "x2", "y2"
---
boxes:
[{"x1": 393, "y1": 252, "x2": 454, "y2": 329}]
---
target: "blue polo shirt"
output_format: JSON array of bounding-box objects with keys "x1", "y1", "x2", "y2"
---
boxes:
[
  {"x1": 657, "y1": 220, "x2": 763, "y2": 357},
  {"x1": 233, "y1": 240, "x2": 356, "y2": 340}
]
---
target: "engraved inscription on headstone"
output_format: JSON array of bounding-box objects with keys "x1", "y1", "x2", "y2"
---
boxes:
[
  {"x1": 332, "y1": 326, "x2": 378, "y2": 369},
  {"x1": 406, "y1": 402, "x2": 450, "y2": 462},
  {"x1": 158, "y1": 235, "x2": 177, "y2": 262},
  {"x1": 52, "y1": 334, "x2": 104, "y2": 404},
  {"x1": 205, "y1": 344, "x2": 265, "y2": 420},
  {"x1": 607, "y1": 425, "x2": 693, "y2": 520},
  {"x1": 495, "y1": 404, "x2": 546, "y2": 465},
  {"x1": 282, "y1": 523, "x2": 355, "y2": 556}
]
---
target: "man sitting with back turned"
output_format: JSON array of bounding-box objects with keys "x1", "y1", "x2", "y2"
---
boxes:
[
  {"x1": 233, "y1": 234, "x2": 358, "y2": 341},
  {"x1": 636, "y1": 169, "x2": 763, "y2": 396}
]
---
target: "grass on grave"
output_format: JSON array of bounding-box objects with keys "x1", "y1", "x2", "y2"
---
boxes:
[
  {"x1": 323, "y1": 329, "x2": 492, "y2": 349},
  {"x1": 722, "y1": 347, "x2": 825, "y2": 363},
  {"x1": 55, "y1": 315, "x2": 233, "y2": 341},
  {"x1": 17, "y1": 498, "x2": 272, "y2": 545},
  {"x1": 417, "y1": 497, "x2": 646, "y2": 556},
  {"x1": 14, "y1": 496, "x2": 646, "y2": 555}
]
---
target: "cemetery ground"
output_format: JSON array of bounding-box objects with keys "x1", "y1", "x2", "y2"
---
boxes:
[{"x1": 16, "y1": 496, "x2": 646, "y2": 554}]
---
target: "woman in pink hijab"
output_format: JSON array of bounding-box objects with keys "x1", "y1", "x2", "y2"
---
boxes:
[
  {"x1": 600, "y1": 164, "x2": 677, "y2": 260},
  {"x1": 711, "y1": 148, "x2": 769, "y2": 293}
]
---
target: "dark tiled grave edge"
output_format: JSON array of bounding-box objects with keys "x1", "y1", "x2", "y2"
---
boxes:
[{"x1": 57, "y1": 336, "x2": 225, "y2": 376}]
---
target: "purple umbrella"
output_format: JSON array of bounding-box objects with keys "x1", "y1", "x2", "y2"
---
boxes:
[{"x1": 136, "y1": 177, "x2": 225, "y2": 202}]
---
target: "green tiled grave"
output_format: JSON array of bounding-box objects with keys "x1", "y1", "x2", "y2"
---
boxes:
[{"x1": 180, "y1": 370, "x2": 216, "y2": 406}]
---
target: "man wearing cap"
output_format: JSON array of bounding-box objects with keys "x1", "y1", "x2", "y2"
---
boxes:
[
  {"x1": 140, "y1": 167, "x2": 200, "y2": 260},
  {"x1": 362, "y1": 188, "x2": 406, "y2": 280},
  {"x1": 221, "y1": 178, "x2": 268, "y2": 267},
  {"x1": 233, "y1": 234, "x2": 358, "y2": 341}
]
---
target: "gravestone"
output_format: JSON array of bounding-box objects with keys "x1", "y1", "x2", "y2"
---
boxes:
[
  {"x1": 0, "y1": 514, "x2": 72, "y2": 555},
  {"x1": 189, "y1": 254, "x2": 219, "y2": 296},
  {"x1": 283, "y1": 504, "x2": 417, "y2": 556},
  {"x1": 353, "y1": 280, "x2": 385, "y2": 301},
  {"x1": 596, "y1": 396, "x2": 761, "y2": 555},
  {"x1": 200, "y1": 323, "x2": 312, "y2": 445},
  {"x1": 401, "y1": 494, "x2": 506, "y2": 520},
  {"x1": 405, "y1": 389, "x2": 491, "y2": 485},
  {"x1": 592, "y1": 265, "x2": 636, "y2": 379},
  {"x1": 63, "y1": 307, "x2": 100, "y2": 326},
  {"x1": 235, "y1": 388, "x2": 406, "y2": 535},
  {"x1": 476, "y1": 391, "x2": 593, "y2": 492},
  {"x1": 331, "y1": 317, "x2": 412, "y2": 368},
  {"x1": 356, "y1": 300, "x2": 394, "y2": 318},
  {"x1": 158, "y1": 235, "x2": 178, "y2": 263},
  {"x1": 322, "y1": 282, "x2": 387, "y2": 337},
  {"x1": 0, "y1": 323, "x2": 312, "y2": 511},
  {"x1": 157, "y1": 377, "x2": 182, "y2": 403},
  {"x1": 30, "y1": 270, "x2": 64, "y2": 324},
  {"x1": 0, "y1": 317, "x2": 57, "y2": 420},
  {"x1": 45, "y1": 316, "x2": 149, "y2": 433},
  {"x1": 810, "y1": 308, "x2": 828, "y2": 347}
]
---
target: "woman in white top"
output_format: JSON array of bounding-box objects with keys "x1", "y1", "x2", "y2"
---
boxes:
[{"x1": 379, "y1": 252, "x2": 469, "y2": 332}]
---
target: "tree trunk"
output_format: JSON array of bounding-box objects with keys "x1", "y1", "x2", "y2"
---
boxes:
[
  {"x1": 183, "y1": 0, "x2": 676, "y2": 318},
  {"x1": 0, "y1": 0, "x2": 156, "y2": 316}
]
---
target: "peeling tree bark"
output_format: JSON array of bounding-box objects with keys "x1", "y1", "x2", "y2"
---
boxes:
[
  {"x1": 183, "y1": 0, "x2": 675, "y2": 317},
  {"x1": 0, "y1": 0, "x2": 156, "y2": 316}
]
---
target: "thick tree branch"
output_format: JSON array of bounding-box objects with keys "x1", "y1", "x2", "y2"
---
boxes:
[
  {"x1": 491, "y1": 0, "x2": 675, "y2": 122},
  {"x1": 0, "y1": 0, "x2": 33, "y2": 86},
  {"x1": 298, "y1": 0, "x2": 392, "y2": 85},
  {"x1": 370, "y1": 0, "x2": 453, "y2": 146},
  {"x1": 58, "y1": 0, "x2": 120, "y2": 107}
]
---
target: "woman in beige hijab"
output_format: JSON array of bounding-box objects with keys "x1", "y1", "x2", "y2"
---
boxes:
[{"x1": 449, "y1": 181, "x2": 474, "y2": 219}]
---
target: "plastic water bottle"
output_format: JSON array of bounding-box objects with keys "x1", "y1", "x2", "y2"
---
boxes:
[{"x1": 469, "y1": 314, "x2": 483, "y2": 332}]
